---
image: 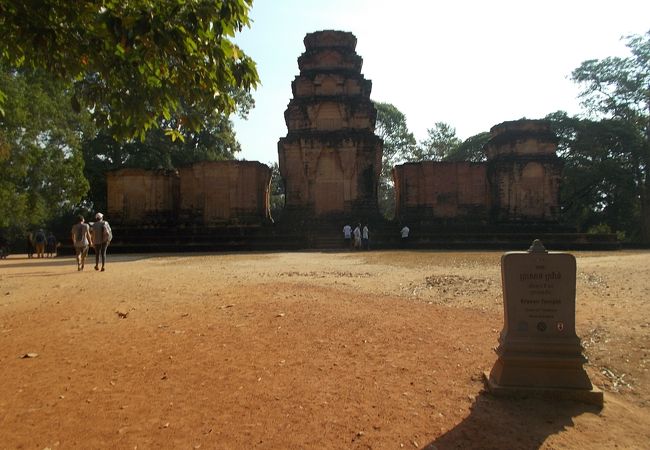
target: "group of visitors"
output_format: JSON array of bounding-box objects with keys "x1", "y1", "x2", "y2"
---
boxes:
[
  {"x1": 26, "y1": 229, "x2": 58, "y2": 258},
  {"x1": 342, "y1": 223, "x2": 411, "y2": 249},
  {"x1": 71, "y1": 213, "x2": 113, "y2": 271},
  {"x1": 21, "y1": 213, "x2": 113, "y2": 271},
  {"x1": 343, "y1": 223, "x2": 370, "y2": 250}
]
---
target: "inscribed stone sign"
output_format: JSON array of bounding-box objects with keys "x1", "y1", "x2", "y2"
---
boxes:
[
  {"x1": 501, "y1": 239, "x2": 577, "y2": 342},
  {"x1": 486, "y1": 240, "x2": 601, "y2": 403}
]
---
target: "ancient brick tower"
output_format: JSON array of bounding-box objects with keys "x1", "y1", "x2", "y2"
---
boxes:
[
  {"x1": 278, "y1": 30, "x2": 383, "y2": 219},
  {"x1": 485, "y1": 120, "x2": 562, "y2": 222}
]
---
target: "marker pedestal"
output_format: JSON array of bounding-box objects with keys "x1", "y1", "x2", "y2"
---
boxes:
[{"x1": 484, "y1": 240, "x2": 603, "y2": 405}]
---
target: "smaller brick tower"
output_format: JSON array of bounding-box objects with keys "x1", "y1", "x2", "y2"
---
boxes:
[{"x1": 486, "y1": 120, "x2": 562, "y2": 222}]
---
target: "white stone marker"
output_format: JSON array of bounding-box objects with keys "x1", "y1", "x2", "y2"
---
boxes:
[{"x1": 484, "y1": 240, "x2": 603, "y2": 405}]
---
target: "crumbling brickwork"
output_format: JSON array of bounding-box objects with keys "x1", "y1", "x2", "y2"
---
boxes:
[
  {"x1": 107, "y1": 168, "x2": 179, "y2": 225},
  {"x1": 486, "y1": 120, "x2": 561, "y2": 222},
  {"x1": 107, "y1": 161, "x2": 271, "y2": 225},
  {"x1": 178, "y1": 161, "x2": 271, "y2": 225}
]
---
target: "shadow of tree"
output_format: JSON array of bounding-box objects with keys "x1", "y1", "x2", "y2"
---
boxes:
[
  {"x1": 0, "y1": 254, "x2": 156, "y2": 269},
  {"x1": 424, "y1": 392, "x2": 602, "y2": 450}
]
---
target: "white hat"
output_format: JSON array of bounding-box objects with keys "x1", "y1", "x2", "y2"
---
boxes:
[{"x1": 95, "y1": 212, "x2": 104, "y2": 220}]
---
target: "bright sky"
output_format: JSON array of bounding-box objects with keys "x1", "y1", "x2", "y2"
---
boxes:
[{"x1": 233, "y1": 0, "x2": 650, "y2": 165}]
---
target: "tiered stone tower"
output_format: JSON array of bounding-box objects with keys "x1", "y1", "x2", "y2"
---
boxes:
[
  {"x1": 278, "y1": 30, "x2": 383, "y2": 219},
  {"x1": 485, "y1": 120, "x2": 562, "y2": 222}
]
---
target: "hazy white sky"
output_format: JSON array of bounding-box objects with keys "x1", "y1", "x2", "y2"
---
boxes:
[{"x1": 233, "y1": 0, "x2": 649, "y2": 164}]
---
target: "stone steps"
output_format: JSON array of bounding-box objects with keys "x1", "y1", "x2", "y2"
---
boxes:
[{"x1": 58, "y1": 221, "x2": 619, "y2": 255}]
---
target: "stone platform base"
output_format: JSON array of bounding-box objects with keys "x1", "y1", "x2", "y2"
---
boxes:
[{"x1": 483, "y1": 372, "x2": 604, "y2": 406}]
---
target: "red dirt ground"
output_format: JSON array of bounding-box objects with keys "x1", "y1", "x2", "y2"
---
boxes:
[{"x1": 1, "y1": 250, "x2": 649, "y2": 449}]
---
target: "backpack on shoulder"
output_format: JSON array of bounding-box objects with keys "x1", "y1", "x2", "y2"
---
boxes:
[{"x1": 102, "y1": 222, "x2": 112, "y2": 243}]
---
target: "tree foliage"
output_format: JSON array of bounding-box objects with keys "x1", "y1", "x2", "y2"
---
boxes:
[
  {"x1": 446, "y1": 132, "x2": 490, "y2": 162},
  {"x1": 373, "y1": 101, "x2": 417, "y2": 219},
  {"x1": 411, "y1": 122, "x2": 462, "y2": 162},
  {"x1": 571, "y1": 30, "x2": 650, "y2": 241},
  {"x1": 268, "y1": 161, "x2": 284, "y2": 221},
  {"x1": 0, "y1": 67, "x2": 91, "y2": 235},
  {"x1": 548, "y1": 111, "x2": 642, "y2": 239},
  {"x1": 0, "y1": 0, "x2": 259, "y2": 140}
]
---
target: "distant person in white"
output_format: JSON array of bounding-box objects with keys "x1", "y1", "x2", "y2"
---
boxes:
[
  {"x1": 343, "y1": 224, "x2": 352, "y2": 248},
  {"x1": 353, "y1": 224, "x2": 362, "y2": 250},
  {"x1": 362, "y1": 224, "x2": 369, "y2": 250},
  {"x1": 400, "y1": 225, "x2": 410, "y2": 247}
]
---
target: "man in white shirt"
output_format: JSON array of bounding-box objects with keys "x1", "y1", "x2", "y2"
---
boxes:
[
  {"x1": 353, "y1": 224, "x2": 362, "y2": 250},
  {"x1": 400, "y1": 225, "x2": 410, "y2": 247},
  {"x1": 362, "y1": 224, "x2": 369, "y2": 250},
  {"x1": 343, "y1": 224, "x2": 352, "y2": 248}
]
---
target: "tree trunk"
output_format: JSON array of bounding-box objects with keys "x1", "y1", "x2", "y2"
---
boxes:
[{"x1": 641, "y1": 168, "x2": 650, "y2": 243}]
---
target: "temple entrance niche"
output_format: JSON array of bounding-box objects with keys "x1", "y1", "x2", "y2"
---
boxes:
[
  {"x1": 314, "y1": 148, "x2": 345, "y2": 214},
  {"x1": 278, "y1": 30, "x2": 383, "y2": 219}
]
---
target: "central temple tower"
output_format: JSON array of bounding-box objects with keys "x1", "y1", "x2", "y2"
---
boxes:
[{"x1": 278, "y1": 30, "x2": 383, "y2": 219}]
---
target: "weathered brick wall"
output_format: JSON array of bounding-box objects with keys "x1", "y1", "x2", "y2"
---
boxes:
[
  {"x1": 394, "y1": 120, "x2": 562, "y2": 224},
  {"x1": 394, "y1": 162, "x2": 488, "y2": 221},
  {"x1": 486, "y1": 120, "x2": 562, "y2": 222},
  {"x1": 106, "y1": 162, "x2": 271, "y2": 226},
  {"x1": 178, "y1": 161, "x2": 272, "y2": 224},
  {"x1": 107, "y1": 168, "x2": 179, "y2": 224}
]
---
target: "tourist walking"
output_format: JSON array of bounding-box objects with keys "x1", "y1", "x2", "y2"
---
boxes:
[
  {"x1": 362, "y1": 224, "x2": 369, "y2": 250},
  {"x1": 91, "y1": 213, "x2": 112, "y2": 271},
  {"x1": 33, "y1": 229, "x2": 46, "y2": 258},
  {"x1": 46, "y1": 232, "x2": 57, "y2": 258},
  {"x1": 343, "y1": 224, "x2": 352, "y2": 249},
  {"x1": 71, "y1": 215, "x2": 93, "y2": 271}
]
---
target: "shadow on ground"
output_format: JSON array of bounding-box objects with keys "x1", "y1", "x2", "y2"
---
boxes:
[
  {"x1": 0, "y1": 254, "x2": 156, "y2": 269},
  {"x1": 424, "y1": 392, "x2": 602, "y2": 450}
]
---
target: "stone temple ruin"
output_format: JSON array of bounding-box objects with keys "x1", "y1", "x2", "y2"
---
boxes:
[
  {"x1": 103, "y1": 30, "x2": 616, "y2": 251},
  {"x1": 394, "y1": 120, "x2": 562, "y2": 224},
  {"x1": 278, "y1": 30, "x2": 382, "y2": 219},
  {"x1": 107, "y1": 161, "x2": 271, "y2": 226}
]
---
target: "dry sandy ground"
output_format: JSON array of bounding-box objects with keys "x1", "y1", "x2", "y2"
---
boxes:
[{"x1": 0, "y1": 249, "x2": 649, "y2": 449}]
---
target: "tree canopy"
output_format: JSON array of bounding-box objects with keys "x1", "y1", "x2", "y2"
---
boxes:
[
  {"x1": 0, "y1": 0, "x2": 259, "y2": 140},
  {"x1": 373, "y1": 101, "x2": 417, "y2": 218},
  {"x1": 0, "y1": 67, "x2": 91, "y2": 234},
  {"x1": 411, "y1": 122, "x2": 461, "y2": 162},
  {"x1": 445, "y1": 132, "x2": 490, "y2": 162},
  {"x1": 548, "y1": 111, "x2": 642, "y2": 239},
  {"x1": 570, "y1": 30, "x2": 650, "y2": 241}
]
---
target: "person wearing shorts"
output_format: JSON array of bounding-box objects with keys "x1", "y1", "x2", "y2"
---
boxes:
[{"x1": 71, "y1": 215, "x2": 92, "y2": 271}]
